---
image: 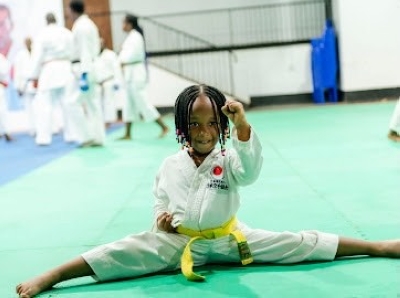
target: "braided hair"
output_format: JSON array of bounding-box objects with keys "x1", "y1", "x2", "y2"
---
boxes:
[{"x1": 175, "y1": 84, "x2": 230, "y2": 155}]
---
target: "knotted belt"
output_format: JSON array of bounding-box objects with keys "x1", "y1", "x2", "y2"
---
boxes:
[{"x1": 176, "y1": 217, "x2": 253, "y2": 281}]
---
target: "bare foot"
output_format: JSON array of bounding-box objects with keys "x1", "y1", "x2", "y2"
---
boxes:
[
  {"x1": 5, "y1": 134, "x2": 13, "y2": 142},
  {"x1": 117, "y1": 135, "x2": 131, "y2": 140},
  {"x1": 377, "y1": 240, "x2": 400, "y2": 258},
  {"x1": 158, "y1": 127, "x2": 169, "y2": 138},
  {"x1": 388, "y1": 130, "x2": 400, "y2": 142},
  {"x1": 16, "y1": 272, "x2": 58, "y2": 297}
]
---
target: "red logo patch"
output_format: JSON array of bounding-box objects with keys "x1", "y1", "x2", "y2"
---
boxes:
[{"x1": 212, "y1": 165, "x2": 223, "y2": 179}]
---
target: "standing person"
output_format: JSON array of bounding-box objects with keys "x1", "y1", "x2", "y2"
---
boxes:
[
  {"x1": 93, "y1": 37, "x2": 122, "y2": 127},
  {"x1": 387, "y1": 98, "x2": 400, "y2": 141},
  {"x1": 29, "y1": 13, "x2": 74, "y2": 146},
  {"x1": 16, "y1": 84, "x2": 400, "y2": 298},
  {"x1": 118, "y1": 14, "x2": 169, "y2": 140},
  {"x1": 67, "y1": 0, "x2": 104, "y2": 147},
  {"x1": 14, "y1": 37, "x2": 36, "y2": 136},
  {"x1": 0, "y1": 52, "x2": 12, "y2": 141}
]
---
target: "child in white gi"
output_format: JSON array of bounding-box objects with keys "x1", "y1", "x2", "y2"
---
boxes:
[{"x1": 16, "y1": 84, "x2": 400, "y2": 297}]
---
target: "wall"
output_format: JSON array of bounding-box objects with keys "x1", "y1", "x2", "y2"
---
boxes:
[
  {"x1": 146, "y1": 65, "x2": 234, "y2": 107},
  {"x1": 110, "y1": 0, "x2": 400, "y2": 105},
  {"x1": 332, "y1": 0, "x2": 400, "y2": 92},
  {"x1": 232, "y1": 44, "x2": 312, "y2": 98}
]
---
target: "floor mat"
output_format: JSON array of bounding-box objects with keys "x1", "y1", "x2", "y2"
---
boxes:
[{"x1": 1, "y1": 102, "x2": 400, "y2": 298}]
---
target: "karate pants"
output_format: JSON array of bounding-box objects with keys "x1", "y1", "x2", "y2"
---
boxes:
[
  {"x1": 64, "y1": 75, "x2": 105, "y2": 145},
  {"x1": 82, "y1": 222, "x2": 338, "y2": 282},
  {"x1": 34, "y1": 87, "x2": 67, "y2": 145},
  {"x1": 95, "y1": 81, "x2": 117, "y2": 124},
  {"x1": 122, "y1": 80, "x2": 159, "y2": 123}
]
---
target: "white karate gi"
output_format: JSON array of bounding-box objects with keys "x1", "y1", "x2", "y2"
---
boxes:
[
  {"x1": 68, "y1": 14, "x2": 104, "y2": 145},
  {"x1": 82, "y1": 129, "x2": 339, "y2": 281},
  {"x1": 13, "y1": 47, "x2": 36, "y2": 135},
  {"x1": 0, "y1": 53, "x2": 10, "y2": 136},
  {"x1": 119, "y1": 29, "x2": 160, "y2": 123},
  {"x1": 93, "y1": 48, "x2": 122, "y2": 123},
  {"x1": 29, "y1": 23, "x2": 74, "y2": 145},
  {"x1": 389, "y1": 97, "x2": 400, "y2": 133}
]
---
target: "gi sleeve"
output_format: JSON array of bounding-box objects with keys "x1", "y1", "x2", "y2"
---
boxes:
[
  {"x1": 152, "y1": 160, "x2": 170, "y2": 220},
  {"x1": 229, "y1": 127, "x2": 263, "y2": 186}
]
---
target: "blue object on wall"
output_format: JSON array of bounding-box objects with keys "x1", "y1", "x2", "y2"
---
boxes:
[{"x1": 311, "y1": 20, "x2": 339, "y2": 104}]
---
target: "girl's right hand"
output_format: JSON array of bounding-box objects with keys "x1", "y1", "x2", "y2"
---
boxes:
[{"x1": 157, "y1": 212, "x2": 175, "y2": 233}]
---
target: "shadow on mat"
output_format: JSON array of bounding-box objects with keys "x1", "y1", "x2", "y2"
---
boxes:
[{"x1": 39, "y1": 257, "x2": 373, "y2": 297}]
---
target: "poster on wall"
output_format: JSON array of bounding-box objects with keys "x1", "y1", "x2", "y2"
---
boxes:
[{"x1": 0, "y1": 0, "x2": 64, "y2": 132}]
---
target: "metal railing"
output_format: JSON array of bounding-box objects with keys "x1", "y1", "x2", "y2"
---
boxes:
[
  {"x1": 141, "y1": 1, "x2": 326, "y2": 54},
  {"x1": 136, "y1": 1, "x2": 327, "y2": 97},
  {"x1": 103, "y1": 1, "x2": 328, "y2": 98}
]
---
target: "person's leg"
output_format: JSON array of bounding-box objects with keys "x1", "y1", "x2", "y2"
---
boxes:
[
  {"x1": 85, "y1": 87, "x2": 105, "y2": 146},
  {"x1": 34, "y1": 91, "x2": 52, "y2": 146},
  {"x1": 64, "y1": 82, "x2": 92, "y2": 146},
  {"x1": 388, "y1": 97, "x2": 400, "y2": 141},
  {"x1": 131, "y1": 84, "x2": 169, "y2": 138},
  {"x1": 118, "y1": 121, "x2": 132, "y2": 139},
  {"x1": 155, "y1": 117, "x2": 169, "y2": 138},
  {"x1": 16, "y1": 232, "x2": 188, "y2": 298},
  {"x1": 118, "y1": 85, "x2": 135, "y2": 140},
  {"x1": 16, "y1": 256, "x2": 93, "y2": 298},
  {"x1": 336, "y1": 237, "x2": 400, "y2": 258},
  {"x1": 225, "y1": 225, "x2": 400, "y2": 265}
]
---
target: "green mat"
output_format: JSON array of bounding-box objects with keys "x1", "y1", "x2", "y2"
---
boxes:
[{"x1": 1, "y1": 101, "x2": 400, "y2": 297}]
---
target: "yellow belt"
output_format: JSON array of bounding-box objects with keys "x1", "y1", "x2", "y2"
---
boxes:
[{"x1": 176, "y1": 217, "x2": 253, "y2": 281}]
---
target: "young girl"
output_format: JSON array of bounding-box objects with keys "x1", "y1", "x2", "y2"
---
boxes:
[{"x1": 17, "y1": 84, "x2": 400, "y2": 297}]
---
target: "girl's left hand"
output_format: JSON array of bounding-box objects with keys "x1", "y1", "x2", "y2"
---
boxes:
[{"x1": 221, "y1": 101, "x2": 249, "y2": 129}]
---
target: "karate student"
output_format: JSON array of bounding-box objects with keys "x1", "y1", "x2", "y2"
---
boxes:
[
  {"x1": 66, "y1": 0, "x2": 104, "y2": 147},
  {"x1": 29, "y1": 13, "x2": 74, "y2": 146}
]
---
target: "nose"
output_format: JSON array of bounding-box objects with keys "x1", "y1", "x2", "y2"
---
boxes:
[{"x1": 197, "y1": 125, "x2": 211, "y2": 136}]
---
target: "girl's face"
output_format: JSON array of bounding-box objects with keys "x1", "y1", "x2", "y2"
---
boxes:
[{"x1": 188, "y1": 95, "x2": 219, "y2": 155}]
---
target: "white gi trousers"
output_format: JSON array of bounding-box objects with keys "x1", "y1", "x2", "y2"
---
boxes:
[
  {"x1": 95, "y1": 80, "x2": 117, "y2": 124},
  {"x1": 65, "y1": 65, "x2": 105, "y2": 145},
  {"x1": 389, "y1": 97, "x2": 400, "y2": 132},
  {"x1": 122, "y1": 64, "x2": 159, "y2": 123},
  {"x1": 81, "y1": 222, "x2": 338, "y2": 281},
  {"x1": 34, "y1": 87, "x2": 68, "y2": 145},
  {"x1": 20, "y1": 92, "x2": 36, "y2": 136}
]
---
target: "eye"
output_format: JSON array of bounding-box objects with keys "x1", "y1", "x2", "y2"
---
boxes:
[
  {"x1": 189, "y1": 122, "x2": 199, "y2": 128},
  {"x1": 209, "y1": 121, "x2": 218, "y2": 126}
]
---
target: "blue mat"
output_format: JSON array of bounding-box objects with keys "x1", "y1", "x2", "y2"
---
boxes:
[
  {"x1": 0, "y1": 133, "x2": 76, "y2": 186},
  {"x1": 0, "y1": 124, "x2": 123, "y2": 186}
]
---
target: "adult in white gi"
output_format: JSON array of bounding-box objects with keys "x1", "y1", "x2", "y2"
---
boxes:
[
  {"x1": 14, "y1": 37, "x2": 36, "y2": 136},
  {"x1": 93, "y1": 38, "x2": 122, "y2": 126},
  {"x1": 29, "y1": 13, "x2": 73, "y2": 146},
  {"x1": 118, "y1": 14, "x2": 169, "y2": 140},
  {"x1": 16, "y1": 84, "x2": 400, "y2": 298},
  {"x1": 0, "y1": 52, "x2": 12, "y2": 141},
  {"x1": 67, "y1": 0, "x2": 104, "y2": 147},
  {"x1": 388, "y1": 98, "x2": 400, "y2": 141}
]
